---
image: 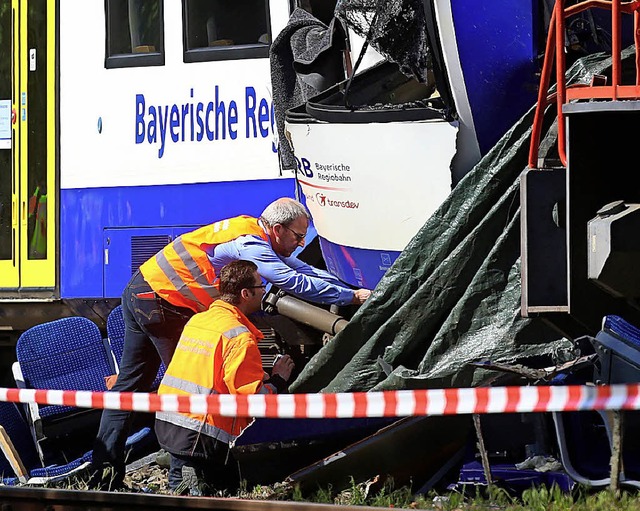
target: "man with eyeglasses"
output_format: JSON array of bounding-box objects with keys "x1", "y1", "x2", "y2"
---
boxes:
[
  {"x1": 155, "y1": 260, "x2": 296, "y2": 495},
  {"x1": 90, "y1": 197, "x2": 370, "y2": 489},
  {"x1": 212, "y1": 197, "x2": 371, "y2": 306}
]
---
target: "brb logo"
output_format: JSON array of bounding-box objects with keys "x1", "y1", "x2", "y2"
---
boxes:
[{"x1": 294, "y1": 156, "x2": 313, "y2": 178}]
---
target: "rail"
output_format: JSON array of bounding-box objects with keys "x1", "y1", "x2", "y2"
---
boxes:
[
  {"x1": 528, "y1": 0, "x2": 640, "y2": 168},
  {"x1": 0, "y1": 486, "x2": 391, "y2": 511}
]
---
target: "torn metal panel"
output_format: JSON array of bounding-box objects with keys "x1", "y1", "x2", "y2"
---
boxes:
[
  {"x1": 232, "y1": 417, "x2": 396, "y2": 487},
  {"x1": 286, "y1": 415, "x2": 471, "y2": 494}
]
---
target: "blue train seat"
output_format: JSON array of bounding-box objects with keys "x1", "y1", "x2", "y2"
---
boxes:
[
  {"x1": 105, "y1": 305, "x2": 125, "y2": 371},
  {"x1": 15, "y1": 317, "x2": 114, "y2": 465},
  {"x1": 0, "y1": 401, "x2": 91, "y2": 486},
  {"x1": 553, "y1": 314, "x2": 640, "y2": 489},
  {"x1": 15, "y1": 315, "x2": 158, "y2": 472},
  {"x1": 592, "y1": 315, "x2": 640, "y2": 385},
  {"x1": 0, "y1": 401, "x2": 41, "y2": 484},
  {"x1": 456, "y1": 460, "x2": 574, "y2": 493},
  {"x1": 106, "y1": 305, "x2": 166, "y2": 390}
]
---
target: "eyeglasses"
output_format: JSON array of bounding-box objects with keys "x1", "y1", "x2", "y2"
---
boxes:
[
  {"x1": 282, "y1": 224, "x2": 306, "y2": 242},
  {"x1": 246, "y1": 284, "x2": 267, "y2": 290}
]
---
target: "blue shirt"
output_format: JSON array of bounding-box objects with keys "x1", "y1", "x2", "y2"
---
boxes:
[{"x1": 207, "y1": 234, "x2": 355, "y2": 306}]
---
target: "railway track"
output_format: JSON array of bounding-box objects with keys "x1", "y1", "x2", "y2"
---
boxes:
[{"x1": 0, "y1": 487, "x2": 389, "y2": 511}]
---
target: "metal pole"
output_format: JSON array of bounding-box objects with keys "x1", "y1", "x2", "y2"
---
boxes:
[
  {"x1": 263, "y1": 293, "x2": 349, "y2": 335},
  {"x1": 608, "y1": 410, "x2": 623, "y2": 496}
]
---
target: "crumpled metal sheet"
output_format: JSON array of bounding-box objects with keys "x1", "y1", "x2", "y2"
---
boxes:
[{"x1": 270, "y1": 8, "x2": 347, "y2": 170}]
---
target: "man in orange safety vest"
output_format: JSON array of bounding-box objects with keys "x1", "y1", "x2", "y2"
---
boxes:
[{"x1": 155, "y1": 260, "x2": 295, "y2": 495}]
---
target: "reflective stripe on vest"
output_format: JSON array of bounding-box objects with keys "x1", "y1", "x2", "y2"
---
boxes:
[
  {"x1": 154, "y1": 240, "x2": 216, "y2": 312},
  {"x1": 157, "y1": 301, "x2": 266, "y2": 440},
  {"x1": 212, "y1": 219, "x2": 230, "y2": 233},
  {"x1": 223, "y1": 326, "x2": 249, "y2": 339},
  {"x1": 140, "y1": 216, "x2": 267, "y2": 312},
  {"x1": 160, "y1": 374, "x2": 214, "y2": 396},
  {"x1": 156, "y1": 411, "x2": 235, "y2": 444}
]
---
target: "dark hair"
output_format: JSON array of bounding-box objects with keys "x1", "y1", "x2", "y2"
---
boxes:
[{"x1": 219, "y1": 260, "x2": 259, "y2": 305}]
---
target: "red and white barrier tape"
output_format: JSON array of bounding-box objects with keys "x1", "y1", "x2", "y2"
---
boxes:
[{"x1": 1, "y1": 384, "x2": 640, "y2": 418}]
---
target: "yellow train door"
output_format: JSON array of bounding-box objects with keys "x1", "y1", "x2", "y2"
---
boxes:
[
  {"x1": 0, "y1": 0, "x2": 17, "y2": 288},
  {"x1": 0, "y1": 0, "x2": 56, "y2": 292}
]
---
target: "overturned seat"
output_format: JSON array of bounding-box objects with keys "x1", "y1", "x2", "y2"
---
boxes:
[
  {"x1": 15, "y1": 317, "x2": 114, "y2": 465},
  {"x1": 0, "y1": 401, "x2": 41, "y2": 484},
  {"x1": 0, "y1": 401, "x2": 91, "y2": 486},
  {"x1": 553, "y1": 314, "x2": 640, "y2": 489},
  {"x1": 592, "y1": 315, "x2": 640, "y2": 385}
]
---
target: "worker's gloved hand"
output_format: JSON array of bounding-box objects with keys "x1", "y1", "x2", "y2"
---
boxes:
[
  {"x1": 272, "y1": 354, "x2": 295, "y2": 382},
  {"x1": 351, "y1": 288, "x2": 372, "y2": 304}
]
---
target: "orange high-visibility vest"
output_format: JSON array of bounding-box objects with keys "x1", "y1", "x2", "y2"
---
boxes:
[
  {"x1": 156, "y1": 300, "x2": 273, "y2": 445},
  {"x1": 140, "y1": 216, "x2": 267, "y2": 312}
]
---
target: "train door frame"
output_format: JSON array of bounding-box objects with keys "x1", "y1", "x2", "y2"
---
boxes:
[
  {"x1": 0, "y1": 0, "x2": 19, "y2": 288},
  {"x1": 0, "y1": 0, "x2": 57, "y2": 294}
]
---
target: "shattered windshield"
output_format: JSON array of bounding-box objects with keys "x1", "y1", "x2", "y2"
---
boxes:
[{"x1": 335, "y1": 0, "x2": 431, "y2": 83}]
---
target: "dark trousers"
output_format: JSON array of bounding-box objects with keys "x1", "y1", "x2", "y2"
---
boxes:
[
  {"x1": 168, "y1": 447, "x2": 240, "y2": 495},
  {"x1": 92, "y1": 271, "x2": 193, "y2": 481}
]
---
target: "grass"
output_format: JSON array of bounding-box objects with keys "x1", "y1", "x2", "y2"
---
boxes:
[
  {"x1": 270, "y1": 478, "x2": 640, "y2": 510},
  {"x1": 43, "y1": 466, "x2": 640, "y2": 510}
]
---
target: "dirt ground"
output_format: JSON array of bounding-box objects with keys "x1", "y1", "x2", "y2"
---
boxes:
[{"x1": 125, "y1": 460, "x2": 172, "y2": 494}]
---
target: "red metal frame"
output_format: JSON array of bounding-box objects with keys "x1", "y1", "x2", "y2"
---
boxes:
[{"x1": 528, "y1": 0, "x2": 640, "y2": 169}]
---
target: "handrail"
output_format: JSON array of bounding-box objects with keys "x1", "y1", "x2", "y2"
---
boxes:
[{"x1": 528, "y1": 0, "x2": 640, "y2": 169}]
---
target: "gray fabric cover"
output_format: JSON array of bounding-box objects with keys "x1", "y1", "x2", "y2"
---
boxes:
[{"x1": 270, "y1": 8, "x2": 346, "y2": 171}]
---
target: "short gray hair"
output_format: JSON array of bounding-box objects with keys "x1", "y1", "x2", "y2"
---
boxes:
[{"x1": 260, "y1": 198, "x2": 310, "y2": 227}]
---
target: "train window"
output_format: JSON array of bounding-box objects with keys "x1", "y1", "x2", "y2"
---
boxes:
[
  {"x1": 105, "y1": 0, "x2": 165, "y2": 69},
  {"x1": 182, "y1": 0, "x2": 271, "y2": 63}
]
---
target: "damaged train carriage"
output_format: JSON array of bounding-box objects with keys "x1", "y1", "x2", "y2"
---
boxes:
[{"x1": 237, "y1": 0, "x2": 640, "y2": 495}]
